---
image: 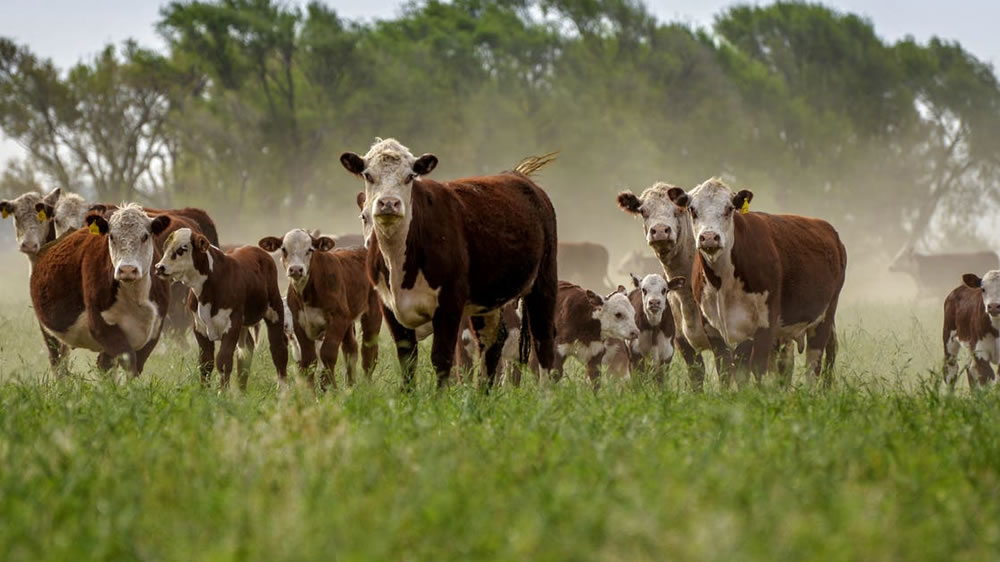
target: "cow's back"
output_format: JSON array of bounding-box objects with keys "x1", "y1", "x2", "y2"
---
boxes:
[{"x1": 555, "y1": 281, "x2": 600, "y2": 345}]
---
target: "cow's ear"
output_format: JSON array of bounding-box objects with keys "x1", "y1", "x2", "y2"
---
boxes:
[
  {"x1": 258, "y1": 237, "x2": 283, "y2": 253},
  {"x1": 666, "y1": 187, "x2": 690, "y2": 208},
  {"x1": 0, "y1": 201, "x2": 10, "y2": 219},
  {"x1": 340, "y1": 152, "x2": 365, "y2": 176},
  {"x1": 585, "y1": 289, "x2": 604, "y2": 308},
  {"x1": 732, "y1": 189, "x2": 753, "y2": 212},
  {"x1": 85, "y1": 214, "x2": 109, "y2": 235},
  {"x1": 42, "y1": 187, "x2": 61, "y2": 205},
  {"x1": 193, "y1": 233, "x2": 210, "y2": 252},
  {"x1": 630, "y1": 273, "x2": 641, "y2": 288},
  {"x1": 356, "y1": 191, "x2": 366, "y2": 211},
  {"x1": 667, "y1": 276, "x2": 687, "y2": 291},
  {"x1": 616, "y1": 191, "x2": 642, "y2": 215},
  {"x1": 150, "y1": 215, "x2": 171, "y2": 236},
  {"x1": 88, "y1": 203, "x2": 108, "y2": 215},
  {"x1": 34, "y1": 202, "x2": 54, "y2": 222},
  {"x1": 313, "y1": 236, "x2": 336, "y2": 252},
  {"x1": 963, "y1": 274, "x2": 983, "y2": 289},
  {"x1": 413, "y1": 154, "x2": 438, "y2": 176}
]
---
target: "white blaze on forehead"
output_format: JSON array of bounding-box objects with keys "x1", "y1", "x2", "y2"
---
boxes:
[
  {"x1": 635, "y1": 182, "x2": 687, "y2": 245},
  {"x1": 595, "y1": 292, "x2": 639, "y2": 341},
  {"x1": 53, "y1": 193, "x2": 89, "y2": 237},
  {"x1": 107, "y1": 203, "x2": 154, "y2": 278},
  {"x1": 4, "y1": 191, "x2": 48, "y2": 251},
  {"x1": 688, "y1": 178, "x2": 737, "y2": 254},
  {"x1": 640, "y1": 274, "x2": 669, "y2": 325}
]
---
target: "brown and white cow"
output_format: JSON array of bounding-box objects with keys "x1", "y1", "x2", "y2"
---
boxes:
[
  {"x1": 616, "y1": 182, "x2": 730, "y2": 390},
  {"x1": 37, "y1": 191, "x2": 89, "y2": 238},
  {"x1": 545, "y1": 281, "x2": 639, "y2": 387},
  {"x1": 87, "y1": 203, "x2": 220, "y2": 247},
  {"x1": 559, "y1": 241, "x2": 613, "y2": 293},
  {"x1": 340, "y1": 138, "x2": 558, "y2": 389},
  {"x1": 942, "y1": 271, "x2": 1000, "y2": 388},
  {"x1": 259, "y1": 229, "x2": 382, "y2": 390},
  {"x1": 666, "y1": 178, "x2": 847, "y2": 385},
  {"x1": 628, "y1": 273, "x2": 686, "y2": 383},
  {"x1": 155, "y1": 228, "x2": 288, "y2": 390},
  {"x1": 30, "y1": 204, "x2": 172, "y2": 374}
]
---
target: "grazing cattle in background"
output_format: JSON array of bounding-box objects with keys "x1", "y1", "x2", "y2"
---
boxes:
[
  {"x1": 891, "y1": 245, "x2": 1000, "y2": 300},
  {"x1": 333, "y1": 233, "x2": 365, "y2": 249},
  {"x1": 628, "y1": 273, "x2": 686, "y2": 383},
  {"x1": 559, "y1": 241, "x2": 613, "y2": 292},
  {"x1": 942, "y1": 271, "x2": 1000, "y2": 388},
  {"x1": 155, "y1": 228, "x2": 288, "y2": 390},
  {"x1": 30, "y1": 205, "x2": 171, "y2": 374},
  {"x1": 543, "y1": 281, "x2": 639, "y2": 387},
  {"x1": 259, "y1": 229, "x2": 382, "y2": 390},
  {"x1": 617, "y1": 249, "x2": 662, "y2": 279},
  {"x1": 666, "y1": 178, "x2": 847, "y2": 386},
  {"x1": 616, "y1": 182, "x2": 730, "y2": 390},
  {"x1": 340, "y1": 138, "x2": 558, "y2": 389}
]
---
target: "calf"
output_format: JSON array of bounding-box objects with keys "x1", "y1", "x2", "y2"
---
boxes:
[
  {"x1": 891, "y1": 245, "x2": 1000, "y2": 300},
  {"x1": 943, "y1": 272, "x2": 1000, "y2": 388},
  {"x1": 559, "y1": 241, "x2": 613, "y2": 292},
  {"x1": 341, "y1": 138, "x2": 558, "y2": 389},
  {"x1": 548, "y1": 281, "x2": 639, "y2": 387},
  {"x1": 155, "y1": 229, "x2": 288, "y2": 389},
  {"x1": 666, "y1": 178, "x2": 847, "y2": 386},
  {"x1": 30, "y1": 204, "x2": 171, "y2": 374},
  {"x1": 628, "y1": 273, "x2": 686, "y2": 383},
  {"x1": 259, "y1": 229, "x2": 382, "y2": 390}
]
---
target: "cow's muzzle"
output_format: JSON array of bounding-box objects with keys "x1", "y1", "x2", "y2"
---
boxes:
[
  {"x1": 287, "y1": 265, "x2": 305, "y2": 280},
  {"x1": 116, "y1": 265, "x2": 141, "y2": 281},
  {"x1": 988, "y1": 303, "x2": 1000, "y2": 317},
  {"x1": 154, "y1": 263, "x2": 170, "y2": 279},
  {"x1": 374, "y1": 197, "x2": 404, "y2": 219}
]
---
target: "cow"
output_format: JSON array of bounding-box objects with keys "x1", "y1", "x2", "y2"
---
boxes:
[
  {"x1": 340, "y1": 138, "x2": 558, "y2": 390},
  {"x1": 333, "y1": 233, "x2": 365, "y2": 249},
  {"x1": 617, "y1": 249, "x2": 662, "y2": 279},
  {"x1": 628, "y1": 273, "x2": 686, "y2": 383},
  {"x1": 259, "y1": 229, "x2": 382, "y2": 390},
  {"x1": 616, "y1": 181, "x2": 730, "y2": 390},
  {"x1": 29, "y1": 204, "x2": 172, "y2": 374},
  {"x1": 665, "y1": 178, "x2": 847, "y2": 386},
  {"x1": 891, "y1": 245, "x2": 1000, "y2": 301},
  {"x1": 35, "y1": 191, "x2": 89, "y2": 238},
  {"x1": 154, "y1": 228, "x2": 288, "y2": 390},
  {"x1": 942, "y1": 271, "x2": 1000, "y2": 388},
  {"x1": 559, "y1": 241, "x2": 613, "y2": 292},
  {"x1": 544, "y1": 281, "x2": 639, "y2": 388}
]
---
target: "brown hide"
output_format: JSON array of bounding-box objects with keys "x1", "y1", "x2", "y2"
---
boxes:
[{"x1": 942, "y1": 284, "x2": 998, "y2": 386}]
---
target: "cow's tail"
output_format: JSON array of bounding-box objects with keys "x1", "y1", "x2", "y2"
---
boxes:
[
  {"x1": 514, "y1": 151, "x2": 559, "y2": 177},
  {"x1": 518, "y1": 298, "x2": 531, "y2": 364}
]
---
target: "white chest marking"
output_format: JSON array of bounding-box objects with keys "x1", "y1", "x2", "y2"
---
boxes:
[
  {"x1": 296, "y1": 305, "x2": 327, "y2": 341},
  {"x1": 700, "y1": 262, "x2": 769, "y2": 348},
  {"x1": 557, "y1": 341, "x2": 606, "y2": 364},
  {"x1": 971, "y1": 334, "x2": 1000, "y2": 364},
  {"x1": 631, "y1": 330, "x2": 675, "y2": 364},
  {"x1": 375, "y1": 226, "x2": 441, "y2": 330},
  {"x1": 195, "y1": 302, "x2": 232, "y2": 341},
  {"x1": 99, "y1": 277, "x2": 162, "y2": 350},
  {"x1": 53, "y1": 312, "x2": 102, "y2": 352}
]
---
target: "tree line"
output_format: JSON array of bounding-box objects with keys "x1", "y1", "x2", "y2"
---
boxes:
[{"x1": 2, "y1": 0, "x2": 999, "y2": 253}]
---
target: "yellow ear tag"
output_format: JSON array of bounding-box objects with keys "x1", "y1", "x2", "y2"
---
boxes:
[
  {"x1": 740, "y1": 199, "x2": 750, "y2": 215},
  {"x1": 89, "y1": 222, "x2": 101, "y2": 235},
  {"x1": 1, "y1": 209, "x2": 7, "y2": 219},
  {"x1": 37, "y1": 209, "x2": 48, "y2": 221}
]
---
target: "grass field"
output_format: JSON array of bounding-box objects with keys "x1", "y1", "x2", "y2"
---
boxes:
[{"x1": 2, "y1": 265, "x2": 1000, "y2": 561}]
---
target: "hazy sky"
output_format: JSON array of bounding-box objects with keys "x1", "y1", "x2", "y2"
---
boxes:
[{"x1": 2, "y1": 0, "x2": 999, "y2": 167}]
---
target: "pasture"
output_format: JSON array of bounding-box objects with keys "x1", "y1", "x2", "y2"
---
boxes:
[{"x1": 2, "y1": 261, "x2": 1000, "y2": 561}]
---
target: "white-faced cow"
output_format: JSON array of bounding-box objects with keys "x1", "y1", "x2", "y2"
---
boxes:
[
  {"x1": 616, "y1": 182, "x2": 730, "y2": 390},
  {"x1": 155, "y1": 228, "x2": 288, "y2": 390},
  {"x1": 891, "y1": 245, "x2": 1000, "y2": 301},
  {"x1": 943, "y1": 271, "x2": 1000, "y2": 388},
  {"x1": 628, "y1": 273, "x2": 686, "y2": 383},
  {"x1": 340, "y1": 138, "x2": 558, "y2": 389},
  {"x1": 666, "y1": 178, "x2": 847, "y2": 386},
  {"x1": 35, "y1": 191, "x2": 89, "y2": 238},
  {"x1": 30, "y1": 204, "x2": 172, "y2": 374},
  {"x1": 259, "y1": 229, "x2": 382, "y2": 390}
]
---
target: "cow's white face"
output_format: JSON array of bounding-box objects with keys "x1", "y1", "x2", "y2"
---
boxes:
[
  {"x1": 616, "y1": 183, "x2": 688, "y2": 255},
  {"x1": 594, "y1": 290, "x2": 640, "y2": 342},
  {"x1": 52, "y1": 193, "x2": 89, "y2": 237},
  {"x1": 102, "y1": 204, "x2": 158, "y2": 282},
  {"x1": 1, "y1": 191, "x2": 52, "y2": 256},
  {"x1": 965, "y1": 271, "x2": 1000, "y2": 318},
  {"x1": 668, "y1": 179, "x2": 752, "y2": 264},
  {"x1": 340, "y1": 138, "x2": 438, "y2": 235},
  {"x1": 155, "y1": 228, "x2": 199, "y2": 281},
  {"x1": 639, "y1": 274, "x2": 669, "y2": 326},
  {"x1": 259, "y1": 229, "x2": 335, "y2": 292}
]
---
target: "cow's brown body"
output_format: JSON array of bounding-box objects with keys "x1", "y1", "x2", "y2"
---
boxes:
[
  {"x1": 942, "y1": 282, "x2": 1000, "y2": 387},
  {"x1": 549, "y1": 281, "x2": 607, "y2": 384},
  {"x1": 559, "y1": 241, "x2": 612, "y2": 292},
  {"x1": 286, "y1": 247, "x2": 382, "y2": 389}
]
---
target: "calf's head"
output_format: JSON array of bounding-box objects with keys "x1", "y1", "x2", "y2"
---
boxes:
[
  {"x1": 356, "y1": 191, "x2": 373, "y2": 249},
  {"x1": 340, "y1": 138, "x2": 437, "y2": 231},
  {"x1": 964, "y1": 271, "x2": 1000, "y2": 318},
  {"x1": 1, "y1": 188, "x2": 59, "y2": 256},
  {"x1": 630, "y1": 273, "x2": 686, "y2": 326},
  {"x1": 667, "y1": 178, "x2": 752, "y2": 263},
  {"x1": 154, "y1": 227, "x2": 211, "y2": 282},
  {"x1": 259, "y1": 229, "x2": 336, "y2": 290},
  {"x1": 590, "y1": 286, "x2": 640, "y2": 342},
  {"x1": 39, "y1": 192, "x2": 89, "y2": 237},
  {"x1": 617, "y1": 183, "x2": 689, "y2": 258},
  {"x1": 87, "y1": 204, "x2": 170, "y2": 282}
]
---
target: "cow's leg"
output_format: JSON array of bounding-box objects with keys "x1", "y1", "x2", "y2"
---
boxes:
[
  {"x1": 677, "y1": 337, "x2": 706, "y2": 391},
  {"x1": 806, "y1": 295, "x2": 840, "y2": 389},
  {"x1": 973, "y1": 357, "x2": 994, "y2": 388},
  {"x1": 430, "y1": 295, "x2": 464, "y2": 389},
  {"x1": 318, "y1": 319, "x2": 350, "y2": 392},
  {"x1": 215, "y1": 322, "x2": 242, "y2": 390},
  {"x1": 731, "y1": 341, "x2": 754, "y2": 388},
  {"x1": 943, "y1": 321, "x2": 961, "y2": 389},
  {"x1": 360, "y1": 297, "x2": 382, "y2": 377},
  {"x1": 40, "y1": 322, "x2": 67, "y2": 373},
  {"x1": 472, "y1": 310, "x2": 507, "y2": 389},
  {"x1": 194, "y1": 330, "x2": 215, "y2": 387},
  {"x1": 235, "y1": 326, "x2": 256, "y2": 391},
  {"x1": 341, "y1": 324, "x2": 359, "y2": 387},
  {"x1": 134, "y1": 332, "x2": 162, "y2": 375},
  {"x1": 264, "y1": 311, "x2": 289, "y2": 386},
  {"x1": 293, "y1": 321, "x2": 318, "y2": 389},
  {"x1": 382, "y1": 306, "x2": 418, "y2": 391},
  {"x1": 586, "y1": 353, "x2": 605, "y2": 391},
  {"x1": 711, "y1": 337, "x2": 733, "y2": 389},
  {"x1": 749, "y1": 329, "x2": 775, "y2": 384},
  {"x1": 88, "y1": 311, "x2": 137, "y2": 377},
  {"x1": 774, "y1": 341, "x2": 795, "y2": 388},
  {"x1": 525, "y1": 254, "x2": 558, "y2": 374}
]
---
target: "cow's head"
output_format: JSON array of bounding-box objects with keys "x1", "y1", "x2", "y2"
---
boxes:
[
  {"x1": 340, "y1": 138, "x2": 437, "y2": 232},
  {"x1": 589, "y1": 285, "x2": 640, "y2": 342},
  {"x1": 667, "y1": 178, "x2": 752, "y2": 263},
  {"x1": 86, "y1": 204, "x2": 170, "y2": 282},
  {"x1": 964, "y1": 271, "x2": 1000, "y2": 318},
  {"x1": 40, "y1": 192, "x2": 89, "y2": 237},
  {"x1": 1, "y1": 189, "x2": 58, "y2": 256},
  {"x1": 631, "y1": 273, "x2": 685, "y2": 326},
  {"x1": 154, "y1": 227, "x2": 211, "y2": 283},
  {"x1": 356, "y1": 191, "x2": 373, "y2": 249},
  {"x1": 259, "y1": 229, "x2": 335, "y2": 292},
  {"x1": 888, "y1": 244, "x2": 916, "y2": 274},
  {"x1": 617, "y1": 182, "x2": 690, "y2": 259}
]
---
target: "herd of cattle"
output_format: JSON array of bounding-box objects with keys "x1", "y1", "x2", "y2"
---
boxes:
[{"x1": 2, "y1": 137, "x2": 999, "y2": 390}]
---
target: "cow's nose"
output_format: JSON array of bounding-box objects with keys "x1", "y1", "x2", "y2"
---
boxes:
[
  {"x1": 376, "y1": 197, "x2": 402, "y2": 215},
  {"x1": 698, "y1": 232, "x2": 721, "y2": 250},
  {"x1": 647, "y1": 224, "x2": 672, "y2": 242},
  {"x1": 648, "y1": 299, "x2": 661, "y2": 308},
  {"x1": 19, "y1": 241, "x2": 38, "y2": 254},
  {"x1": 154, "y1": 264, "x2": 166, "y2": 276},
  {"x1": 288, "y1": 265, "x2": 304, "y2": 278},
  {"x1": 988, "y1": 303, "x2": 1000, "y2": 317},
  {"x1": 117, "y1": 265, "x2": 139, "y2": 279},
  {"x1": 630, "y1": 329, "x2": 640, "y2": 340}
]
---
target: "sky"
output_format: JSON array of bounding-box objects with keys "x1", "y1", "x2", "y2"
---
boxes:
[{"x1": 2, "y1": 0, "x2": 999, "y2": 166}]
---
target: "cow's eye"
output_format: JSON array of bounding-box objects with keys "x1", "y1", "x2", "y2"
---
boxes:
[
  {"x1": 281, "y1": 248, "x2": 287, "y2": 256},
  {"x1": 642, "y1": 288, "x2": 647, "y2": 295},
  {"x1": 689, "y1": 208, "x2": 698, "y2": 220},
  {"x1": 405, "y1": 173, "x2": 416, "y2": 183},
  {"x1": 108, "y1": 234, "x2": 114, "y2": 243},
  {"x1": 725, "y1": 206, "x2": 734, "y2": 216},
  {"x1": 661, "y1": 288, "x2": 666, "y2": 295},
  {"x1": 363, "y1": 172, "x2": 374, "y2": 183},
  {"x1": 615, "y1": 312, "x2": 624, "y2": 319},
  {"x1": 141, "y1": 233, "x2": 149, "y2": 243},
  {"x1": 307, "y1": 248, "x2": 314, "y2": 254}
]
